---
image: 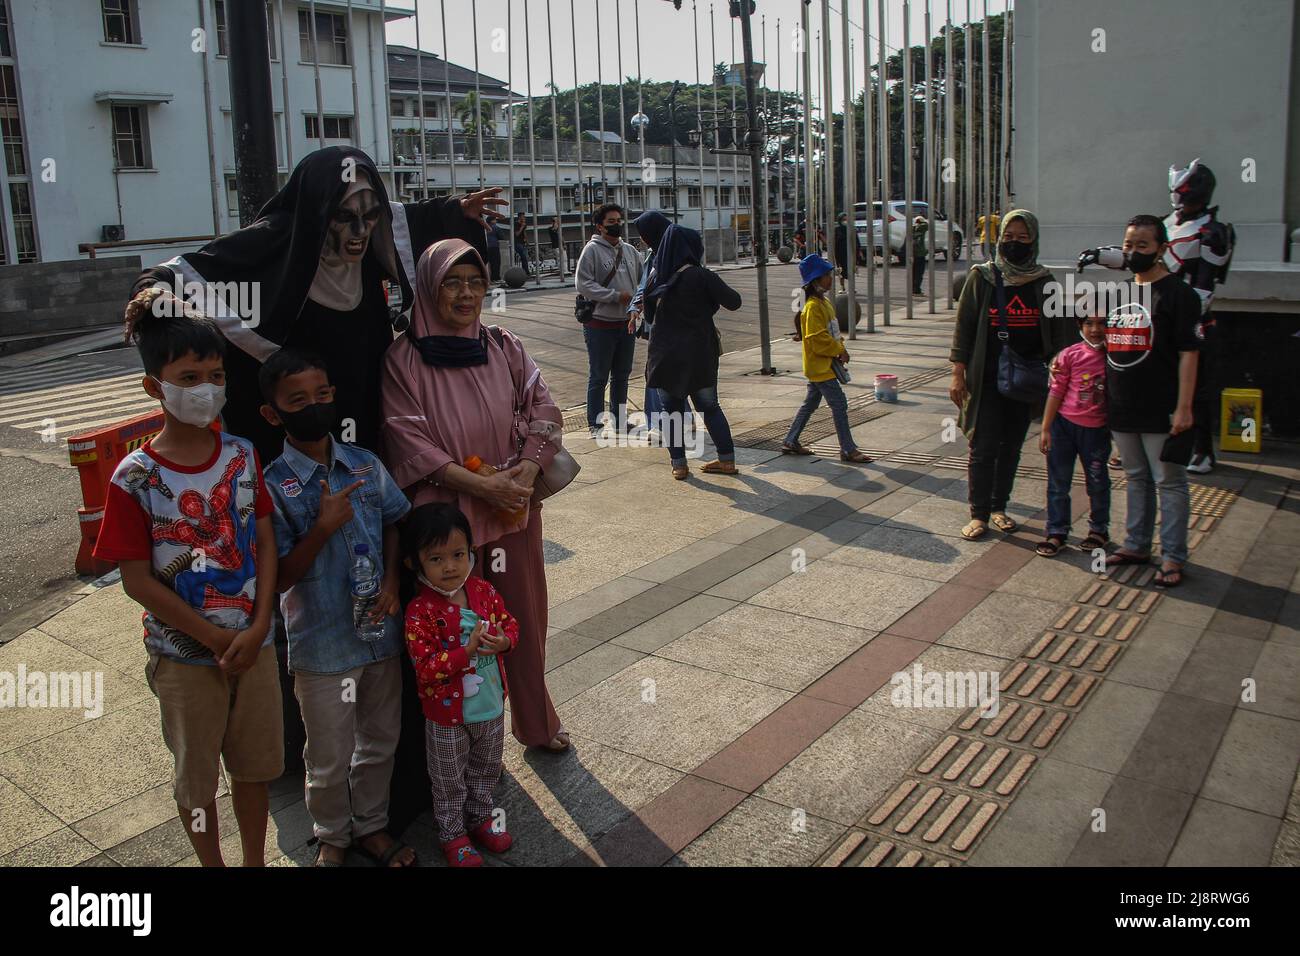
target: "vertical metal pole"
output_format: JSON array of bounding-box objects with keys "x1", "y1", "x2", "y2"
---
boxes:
[
  {"x1": 860, "y1": 0, "x2": 875, "y2": 332},
  {"x1": 308, "y1": 0, "x2": 326, "y2": 149},
  {"x1": 736, "y1": 1, "x2": 772, "y2": 373},
  {"x1": 730, "y1": 15, "x2": 740, "y2": 263},
  {"x1": 710, "y1": 5, "x2": 722, "y2": 262},
  {"x1": 801, "y1": 0, "x2": 814, "y2": 261},
  {"x1": 417, "y1": 3, "x2": 429, "y2": 196},
  {"x1": 595, "y1": 0, "x2": 607, "y2": 199},
  {"x1": 774, "y1": 16, "x2": 782, "y2": 248},
  {"x1": 693, "y1": 1, "x2": 707, "y2": 257},
  {"x1": 472, "y1": 1, "x2": 485, "y2": 187},
  {"x1": 545, "y1": 0, "x2": 565, "y2": 277},
  {"x1": 945, "y1": 0, "x2": 955, "y2": 304},
  {"x1": 378, "y1": 0, "x2": 393, "y2": 194},
  {"x1": 197, "y1": 0, "x2": 222, "y2": 234},
  {"x1": 840, "y1": 0, "x2": 856, "y2": 333},
  {"x1": 570, "y1": 0, "x2": 584, "y2": 233},
  {"x1": 278, "y1": 0, "x2": 294, "y2": 175},
  {"x1": 439, "y1": 0, "x2": 454, "y2": 192},
  {"x1": 903, "y1": 1, "x2": 914, "y2": 319},
  {"x1": 819, "y1": 3, "x2": 834, "y2": 269},
  {"x1": 506, "y1": 0, "x2": 515, "y2": 271},
  {"x1": 964, "y1": 0, "x2": 973, "y2": 260},
  {"x1": 346, "y1": 0, "x2": 360, "y2": 152},
  {"x1": 1001, "y1": 0, "x2": 1011, "y2": 213},
  {"x1": 925, "y1": 0, "x2": 936, "y2": 313},
  {"x1": 877, "y1": 0, "x2": 891, "y2": 325},
  {"x1": 981, "y1": 0, "x2": 991, "y2": 250},
  {"x1": 616, "y1": 0, "x2": 627, "y2": 209}
]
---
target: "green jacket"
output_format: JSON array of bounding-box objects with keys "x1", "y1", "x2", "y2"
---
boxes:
[
  {"x1": 912, "y1": 219, "x2": 928, "y2": 258},
  {"x1": 948, "y1": 266, "x2": 1075, "y2": 439}
]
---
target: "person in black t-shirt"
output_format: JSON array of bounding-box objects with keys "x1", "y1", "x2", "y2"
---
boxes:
[{"x1": 1104, "y1": 214, "x2": 1200, "y2": 588}]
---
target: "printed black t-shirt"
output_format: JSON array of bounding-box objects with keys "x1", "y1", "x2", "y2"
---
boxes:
[
  {"x1": 1105, "y1": 274, "x2": 1201, "y2": 433},
  {"x1": 983, "y1": 280, "x2": 1044, "y2": 383}
]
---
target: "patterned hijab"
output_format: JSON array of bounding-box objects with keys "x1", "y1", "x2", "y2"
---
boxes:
[{"x1": 975, "y1": 208, "x2": 1052, "y2": 287}]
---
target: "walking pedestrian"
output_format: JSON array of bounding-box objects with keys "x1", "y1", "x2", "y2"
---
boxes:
[{"x1": 513, "y1": 212, "x2": 532, "y2": 275}]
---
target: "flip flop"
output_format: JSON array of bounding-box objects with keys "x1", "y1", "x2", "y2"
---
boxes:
[
  {"x1": 314, "y1": 844, "x2": 347, "y2": 868},
  {"x1": 1079, "y1": 532, "x2": 1109, "y2": 552},
  {"x1": 1155, "y1": 566, "x2": 1185, "y2": 589},
  {"x1": 355, "y1": 832, "x2": 417, "y2": 868},
  {"x1": 781, "y1": 443, "x2": 814, "y2": 455},
  {"x1": 1104, "y1": 551, "x2": 1151, "y2": 569},
  {"x1": 961, "y1": 520, "x2": 988, "y2": 541},
  {"x1": 989, "y1": 512, "x2": 1018, "y2": 533}
]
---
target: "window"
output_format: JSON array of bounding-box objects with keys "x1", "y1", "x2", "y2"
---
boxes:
[
  {"x1": 305, "y1": 115, "x2": 353, "y2": 141},
  {"x1": 626, "y1": 184, "x2": 644, "y2": 208},
  {"x1": 720, "y1": 185, "x2": 732, "y2": 207},
  {"x1": 112, "y1": 105, "x2": 148, "y2": 168},
  {"x1": 214, "y1": 2, "x2": 277, "y2": 60},
  {"x1": 0, "y1": 64, "x2": 24, "y2": 176},
  {"x1": 687, "y1": 186, "x2": 701, "y2": 208},
  {"x1": 739, "y1": 184, "x2": 751, "y2": 206},
  {"x1": 646, "y1": 187, "x2": 659, "y2": 209},
  {"x1": 558, "y1": 185, "x2": 576, "y2": 211},
  {"x1": 225, "y1": 175, "x2": 239, "y2": 216},
  {"x1": 102, "y1": 0, "x2": 139, "y2": 44},
  {"x1": 298, "y1": 10, "x2": 348, "y2": 65},
  {"x1": 512, "y1": 186, "x2": 534, "y2": 215},
  {"x1": 0, "y1": 0, "x2": 12, "y2": 57},
  {"x1": 390, "y1": 97, "x2": 405, "y2": 117},
  {"x1": 8, "y1": 181, "x2": 34, "y2": 262}
]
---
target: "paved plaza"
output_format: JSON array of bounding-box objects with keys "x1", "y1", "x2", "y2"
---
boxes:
[{"x1": 1, "y1": 264, "x2": 1298, "y2": 867}]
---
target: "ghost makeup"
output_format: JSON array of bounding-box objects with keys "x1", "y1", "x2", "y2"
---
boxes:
[{"x1": 328, "y1": 190, "x2": 383, "y2": 263}]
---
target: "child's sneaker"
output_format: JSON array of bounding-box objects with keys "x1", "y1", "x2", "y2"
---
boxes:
[
  {"x1": 442, "y1": 836, "x2": 483, "y2": 868},
  {"x1": 470, "y1": 818, "x2": 513, "y2": 854}
]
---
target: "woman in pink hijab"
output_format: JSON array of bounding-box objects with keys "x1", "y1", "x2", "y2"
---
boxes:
[{"x1": 382, "y1": 238, "x2": 569, "y2": 752}]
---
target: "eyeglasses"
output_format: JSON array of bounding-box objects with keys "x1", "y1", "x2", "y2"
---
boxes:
[{"x1": 441, "y1": 277, "x2": 489, "y2": 295}]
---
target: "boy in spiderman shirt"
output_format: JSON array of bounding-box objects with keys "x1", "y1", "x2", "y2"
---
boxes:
[
  {"x1": 400, "y1": 503, "x2": 517, "y2": 867},
  {"x1": 95, "y1": 289, "x2": 282, "y2": 866}
]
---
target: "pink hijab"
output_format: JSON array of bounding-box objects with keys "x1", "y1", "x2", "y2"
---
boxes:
[{"x1": 381, "y1": 238, "x2": 562, "y2": 547}]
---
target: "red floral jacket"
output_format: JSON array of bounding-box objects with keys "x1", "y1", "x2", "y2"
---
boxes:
[{"x1": 404, "y1": 576, "x2": 519, "y2": 726}]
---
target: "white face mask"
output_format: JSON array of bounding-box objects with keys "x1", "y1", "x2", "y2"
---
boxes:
[
  {"x1": 155, "y1": 379, "x2": 226, "y2": 427},
  {"x1": 418, "y1": 552, "x2": 476, "y2": 598}
]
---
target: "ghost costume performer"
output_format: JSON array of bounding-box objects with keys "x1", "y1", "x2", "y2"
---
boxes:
[{"x1": 128, "y1": 146, "x2": 491, "y2": 463}]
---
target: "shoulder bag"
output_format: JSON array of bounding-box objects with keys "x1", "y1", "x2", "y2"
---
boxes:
[
  {"x1": 487, "y1": 326, "x2": 581, "y2": 499},
  {"x1": 992, "y1": 266, "x2": 1050, "y2": 404},
  {"x1": 574, "y1": 242, "x2": 626, "y2": 324}
]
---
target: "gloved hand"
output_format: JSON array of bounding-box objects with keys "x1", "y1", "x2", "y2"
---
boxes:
[{"x1": 1076, "y1": 245, "x2": 1126, "y2": 273}]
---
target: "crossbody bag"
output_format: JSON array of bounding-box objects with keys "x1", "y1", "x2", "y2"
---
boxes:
[
  {"x1": 992, "y1": 266, "x2": 1050, "y2": 404},
  {"x1": 574, "y1": 243, "x2": 626, "y2": 324}
]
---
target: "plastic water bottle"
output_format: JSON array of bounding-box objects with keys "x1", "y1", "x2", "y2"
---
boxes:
[{"x1": 350, "y1": 544, "x2": 385, "y2": 642}]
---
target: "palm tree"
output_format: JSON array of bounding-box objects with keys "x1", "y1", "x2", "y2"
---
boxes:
[{"x1": 456, "y1": 92, "x2": 495, "y2": 159}]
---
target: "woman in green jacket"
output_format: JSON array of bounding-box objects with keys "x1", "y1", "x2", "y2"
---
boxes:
[{"x1": 949, "y1": 210, "x2": 1074, "y2": 540}]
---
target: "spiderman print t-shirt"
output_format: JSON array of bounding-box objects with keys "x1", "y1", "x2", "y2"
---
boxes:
[{"x1": 95, "y1": 433, "x2": 273, "y2": 664}]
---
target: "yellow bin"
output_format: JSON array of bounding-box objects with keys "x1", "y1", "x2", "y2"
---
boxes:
[{"x1": 1220, "y1": 388, "x2": 1263, "y2": 453}]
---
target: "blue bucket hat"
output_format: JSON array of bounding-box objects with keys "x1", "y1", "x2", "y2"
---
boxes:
[{"x1": 799, "y1": 253, "x2": 834, "y2": 285}]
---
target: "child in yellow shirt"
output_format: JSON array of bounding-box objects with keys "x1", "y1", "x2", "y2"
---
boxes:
[{"x1": 781, "y1": 255, "x2": 872, "y2": 463}]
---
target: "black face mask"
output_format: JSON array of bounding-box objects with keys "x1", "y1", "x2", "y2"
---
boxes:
[
  {"x1": 1126, "y1": 250, "x2": 1159, "y2": 274},
  {"x1": 604, "y1": 224, "x2": 623, "y2": 239},
  {"x1": 999, "y1": 240, "x2": 1034, "y2": 266},
  {"x1": 277, "y1": 400, "x2": 338, "y2": 442}
]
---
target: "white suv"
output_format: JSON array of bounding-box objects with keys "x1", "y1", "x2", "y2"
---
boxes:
[{"x1": 854, "y1": 201, "x2": 964, "y2": 263}]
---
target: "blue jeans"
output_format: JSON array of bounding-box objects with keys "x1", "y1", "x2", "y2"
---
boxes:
[
  {"x1": 514, "y1": 241, "x2": 530, "y2": 272},
  {"x1": 1046, "y1": 416, "x2": 1111, "y2": 538},
  {"x1": 583, "y1": 325, "x2": 636, "y2": 431},
  {"x1": 784, "y1": 378, "x2": 858, "y2": 454},
  {"x1": 1112, "y1": 430, "x2": 1190, "y2": 566},
  {"x1": 658, "y1": 387, "x2": 734, "y2": 467}
]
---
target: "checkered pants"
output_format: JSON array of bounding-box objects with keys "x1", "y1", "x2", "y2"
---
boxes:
[{"x1": 424, "y1": 716, "x2": 505, "y2": 843}]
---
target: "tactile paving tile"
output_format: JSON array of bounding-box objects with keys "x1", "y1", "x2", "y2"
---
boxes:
[
  {"x1": 854, "y1": 778, "x2": 1005, "y2": 862},
  {"x1": 1189, "y1": 484, "x2": 1237, "y2": 518},
  {"x1": 820, "y1": 829, "x2": 955, "y2": 867}
]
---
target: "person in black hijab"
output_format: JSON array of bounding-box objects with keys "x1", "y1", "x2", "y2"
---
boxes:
[{"x1": 125, "y1": 146, "x2": 506, "y2": 462}]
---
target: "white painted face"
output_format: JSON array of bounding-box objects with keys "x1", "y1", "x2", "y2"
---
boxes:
[{"x1": 326, "y1": 188, "x2": 382, "y2": 263}]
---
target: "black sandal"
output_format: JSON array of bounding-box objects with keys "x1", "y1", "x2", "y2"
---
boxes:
[
  {"x1": 1079, "y1": 532, "x2": 1109, "y2": 552},
  {"x1": 1104, "y1": 551, "x2": 1151, "y2": 569},
  {"x1": 1155, "y1": 566, "x2": 1185, "y2": 589},
  {"x1": 1036, "y1": 535, "x2": 1066, "y2": 557}
]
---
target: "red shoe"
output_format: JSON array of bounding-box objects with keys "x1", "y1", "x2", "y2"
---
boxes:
[
  {"x1": 470, "y1": 818, "x2": 514, "y2": 854},
  {"x1": 441, "y1": 835, "x2": 483, "y2": 868}
]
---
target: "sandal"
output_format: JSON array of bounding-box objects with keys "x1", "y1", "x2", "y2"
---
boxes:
[
  {"x1": 540, "y1": 730, "x2": 571, "y2": 753},
  {"x1": 441, "y1": 836, "x2": 483, "y2": 868},
  {"x1": 314, "y1": 843, "x2": 347, "y2": 868},
  {"x1": 1036, "y1": 535, "x2": 1066, "y2": 557},
  {"x1": 1155, "y1": 565, "x2": 1185, "y2": 589},
  {"x1": 961, "y1": 520, "x2": 988, "y2": 541},
  {"x1": 840, "y1": 450, "x2": 873, "y2": 463},
  {"x1": 1079, "y1": 532, "x2": 1109, "y2": 552},
  {"x1": 1104, "y1": 551, "x2": 1151, "y2": 569},
  {"x1": 781, "y1": 442, "x2": 814, "y2": 455},
  {"x1": 989, "y1": 512, "x2": 1018, "y2": 533},
  {"x1": 671, "y1": 465, "x2": 690, "y2": 481},
  {"x1": 701, "y1": 460, "x2": 739, "y2": 475},
  {"x1": 355, "y1": 830, "x2": 418, "y2": 868}
]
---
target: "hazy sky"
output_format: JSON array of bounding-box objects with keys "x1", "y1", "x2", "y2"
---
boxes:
[{"x1": 382, "y1": 0, "x2": 993, "y2": 111}]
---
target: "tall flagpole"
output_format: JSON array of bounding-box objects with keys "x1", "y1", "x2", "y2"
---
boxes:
[
  {"x1": 903, "y1": 1, "x2": 914, "y2": 319},
  {"x1": 693, "y1": 1, "x2": 708, "y2": 259},
  {"x1": 380, "y1": 0, "x2": 394, "y2": 194},
  {"x1": 861, "y1": 0, "x2": 875, "y2": 332},
  {"x1": 525, "y1": 0, "x2": 542, "y2": 276},
  {"x1": 925, "y1": 0, "x2": 936, "y2": 313},
  {"x1": 964, "y1": 0, "x2": 973, "y2": 260},
  {"x1": 616, "y1": 0, "x2": 627, "y2": 209},
  {"x1": 819, "y1": 2, "x2": 834, "y2": 271},
  {"x1": 730, "y1": 14, "x2": 740, "y2": 262},
  {"x1": 439, "y1": 0, "x2": 454, "y2": 192},
  {"x1": 571, "y1": 0, "x2": 584, "y2": 236},
  {"x1": 840, "y1": 0, "x2": 856, "y2": 333},
  {"x1": 506, "y1": 0, "x2": 516, "y2": 271},
  {"x1": 774, "y1": 16, "x2": 782, "y2": 247},
  {"x1": 981, "y1": 0, "x2": 991, "y2": 251},
  {"x1": 595, "y1": 0, "x2": 607, "y2": 200},
  {"x1": 710, "y1": 4, "x2": 723, "y2": 262},
  {"x1": 877, "y1": 0, "x2": 891, "y2": 325},
  {"x1": 800, "y1": 0, "x2": 814, "y2": 260},
  {"x1": 308, "y1": 0, "x2": 326, "y2": 148},
  {"x1": 945, "y1": 0, "x2": 955, "y2": 305},
  {"x1": 544, "y1": 0, "x2": 565, "y2": 278},
  {"x1": 414, "y1": 1, "x2": 428, "y2": 195},
  {"x1": 472, "y1": 1, "x2": 484, "y2": 187},
  {"x1": 1001, "y1": 0, "x2": 1011, "y2": 213}
]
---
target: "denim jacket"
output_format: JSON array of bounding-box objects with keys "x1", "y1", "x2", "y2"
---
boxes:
[{"x1": 264, "y1": 438, "x2": 411, "y2": 674}]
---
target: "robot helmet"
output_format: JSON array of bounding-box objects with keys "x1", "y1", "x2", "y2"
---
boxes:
[{"x1": 1169, "y1": 159, "x2": 1216, "y2": 211}]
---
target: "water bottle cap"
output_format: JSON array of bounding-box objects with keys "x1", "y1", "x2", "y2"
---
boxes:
[{"x1": 354, "y1": 544, "x2": 370, "y2": 555}]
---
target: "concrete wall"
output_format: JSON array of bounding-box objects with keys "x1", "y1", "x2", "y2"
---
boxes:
[
  {"x1": 0, "y1": 256, "x2": 142, "y2": 348},
  {"x1": 1013, "y1": 0, "x2": 1296, "y2": 265}
]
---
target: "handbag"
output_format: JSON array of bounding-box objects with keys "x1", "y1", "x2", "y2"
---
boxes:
[
  {"x1": 487, "y1": 326, "x2": 581, "y2": 500},
  {"x1": 1160, "y1": 428, "x2": 1195, "y2": 466},
  {"x1": 992, "y1": 266, "x2": 1050, "y2": 403},
  {"x1": 574, "y1": 242, "x2": 625, "y2": 324}
]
